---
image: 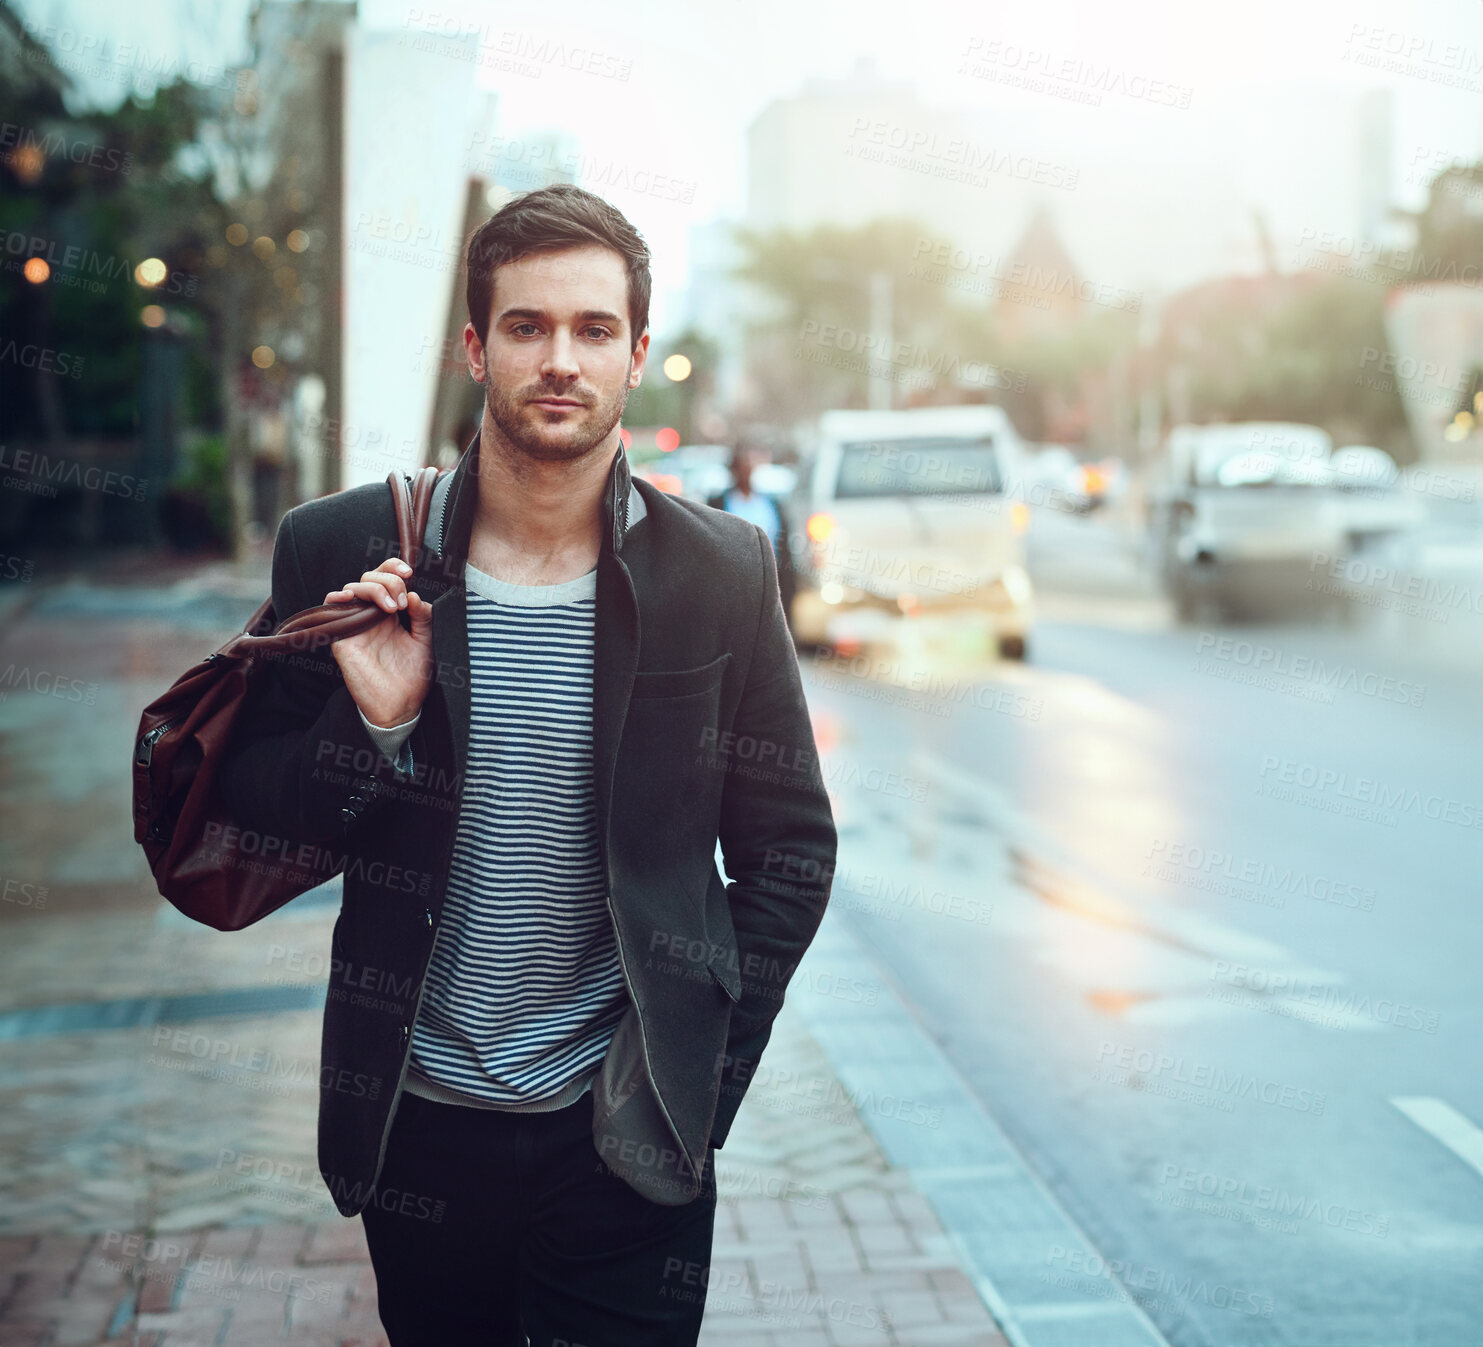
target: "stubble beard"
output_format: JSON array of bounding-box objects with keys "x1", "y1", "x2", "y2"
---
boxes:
[{"x1": 485, "y1": 366, "x2": 631, "y2": 465}]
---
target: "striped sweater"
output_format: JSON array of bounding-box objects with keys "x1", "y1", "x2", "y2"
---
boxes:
[{"x1": 358, "y1": 560, "x2": 628, "y2": 1112}]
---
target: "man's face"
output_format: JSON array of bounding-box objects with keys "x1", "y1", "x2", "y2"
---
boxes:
[{"x1": 466, "y1": 244, "x2": 648, "y2": 464}]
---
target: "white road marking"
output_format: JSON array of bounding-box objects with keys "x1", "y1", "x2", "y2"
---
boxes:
[{"x1": 1392, "y1": 1097, "x2": 1483, "y2": 1180}]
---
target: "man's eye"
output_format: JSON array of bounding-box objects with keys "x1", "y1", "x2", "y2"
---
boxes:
[
  {"x1": 584, "y1": 327, "x2": 612, "y2": 340},
  {"x1": 511, "y1": 323, "x2": 539, "y2": 337}
]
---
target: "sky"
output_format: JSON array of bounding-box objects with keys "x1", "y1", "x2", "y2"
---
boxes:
[{"x1": 17, "y1": 0, "x2": 1483, "y2": 336}]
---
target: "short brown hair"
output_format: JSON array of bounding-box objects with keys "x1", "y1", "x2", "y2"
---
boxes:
[{"x1": 465, "y1": 184, "x2": 651, "y2": 349}]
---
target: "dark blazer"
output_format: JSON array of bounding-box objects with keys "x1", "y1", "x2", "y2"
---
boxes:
[
  {"x1": 218, "y1": 430, "x2": 837, "y2": 1213},
  {"x1": 705, "y1": 487, "x2": 797, "y2": 630}
]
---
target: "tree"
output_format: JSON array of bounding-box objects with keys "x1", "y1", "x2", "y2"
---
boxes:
[
  {"x1": 1410, "y1": 165, "x2": 1483, "y2": 281},
  {"x1": 1153, "y1": 272, "x2": 1407, "y2": 452},
  {"x1": 732, "y1": 217, "x2": 976, "y2": 419},
  {"x1": 0, "y1": 9, "x2": 228, "y2": 549},
  {"x1": 625, "y1": 328, "x2": 718, "y2": 441}
]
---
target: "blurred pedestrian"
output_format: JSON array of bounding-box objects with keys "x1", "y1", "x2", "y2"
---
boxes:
[{"x1": 708, "y1": 443, "x2": 798, "y2": 632}]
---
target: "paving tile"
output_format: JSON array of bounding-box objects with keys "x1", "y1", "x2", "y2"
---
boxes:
[
  {"x1": 736, "y1": 1195, "x2": 797, "y2": 1242},
  {"x1": 0, "y1": 1234, "x2": 38, "y2": 1264},
  {"x1": 766, "y1": 1329, "x2": 834, "y2": 1347},
  {"x1": 214, "y1": 1300, "x2": 293, "y2": 1345},
  {"x1": 302, "y1": 1219, "x2": 371, "y2": 1265},
  {"x1": 135, "y1": 1302, "x2": 233, "y2": 1338},
  {"x1": 875, "y1": 1285, "x2": 946, "y2": 1329},
  {"x1": 894, "y1": 1328, "x2": 1007, "y2": 1347},
  {"x1": 3, "y1": 1271, "x2": 84, "y2": 1316},
  {"x1": 704, "y1": 1306, "x2": 777, "y2": 1334},
  {"x1": 889, "y1": 1191, "x2": 942, "y2": 1232},
  {"x1": 249, "y1": 1221, "x2": 311, "y2": 1264},
  {"x1": 825, "y1": 1314, "x2": 896, "y2": 1347},
  {"x1": 801, "y1": 1225, "x2": 867, "y2": 1275},
  {"x1": 751, "y1": 1251, "x2": 814, "y2": 1292},
  {"x1": 838, "y1": 1189, "x2": 897, "y2": 1227},
  {"x1": 41, "y1": 1298, "x2": 123, "y2": 1347}
]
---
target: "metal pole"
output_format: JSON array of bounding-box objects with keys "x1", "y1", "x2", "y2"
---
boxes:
[{"x1": 868, "y1": 269, "x2": 892, "y2": 411}]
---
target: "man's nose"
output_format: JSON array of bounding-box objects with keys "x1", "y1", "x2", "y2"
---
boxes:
[{"x1": 541, "y1": 329, "x2": 581, "y2": 382}]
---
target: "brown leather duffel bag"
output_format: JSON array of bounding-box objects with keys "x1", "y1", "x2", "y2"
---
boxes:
[{"x1": 131, "y1": 466, "x2": 440, "y2": 931}]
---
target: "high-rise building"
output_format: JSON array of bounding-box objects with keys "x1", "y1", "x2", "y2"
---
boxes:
[{"x1": 745, "y1": 55, "x2": 1012, "y2": 245}]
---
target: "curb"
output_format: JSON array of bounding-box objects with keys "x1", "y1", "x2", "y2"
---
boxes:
[{"x1": 793, "y1": 907, "x2": 1174, "y2": 1347}]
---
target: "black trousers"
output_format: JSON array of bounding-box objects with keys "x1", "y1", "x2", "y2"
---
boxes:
[{"x1": 360, "y1": 1085, "x2": 718, "y2": 1346}]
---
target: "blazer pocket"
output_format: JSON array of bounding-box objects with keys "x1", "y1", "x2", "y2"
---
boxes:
[{"x1": 629, "y1": 652, "x2": 731, "y2": 701}]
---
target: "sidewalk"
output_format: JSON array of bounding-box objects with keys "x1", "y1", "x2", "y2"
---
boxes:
[
  {"x1": 0, "y1": 999, "x2": 1007, "y2": 1346},
  {"x1": 0, "y1": 559, "x2": 1010, "y2": 1347}
]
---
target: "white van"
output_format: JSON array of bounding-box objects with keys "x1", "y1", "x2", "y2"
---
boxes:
[{"x1": 789, "y1": 405, "x2": 1034, "y2": 659}]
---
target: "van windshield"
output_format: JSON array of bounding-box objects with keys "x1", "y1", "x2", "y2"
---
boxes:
[{"x1": 835, "y1": 438, "x2": 1002, "y2": 498}]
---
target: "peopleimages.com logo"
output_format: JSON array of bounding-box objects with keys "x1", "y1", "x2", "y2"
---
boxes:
[
  {"x1": 1193, "y1": 633, "x2": 1426, "y2": 707},
  {"x1": 1256, "y1": 756, "x2": 1483, "y2": 830},
  {"x1": 0, "y1": 446, "x2": 146, "y2": 502},
  {"x1": 1094, "y1": 1041, "x2": 1327, "y2": 1115},
  {"x1": 1206, "y1": 961, "x2": 1439, "y2": 1033}
]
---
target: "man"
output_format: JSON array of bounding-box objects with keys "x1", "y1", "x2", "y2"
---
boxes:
[
  {"x1": 218, "y1": 184, "x2": 836, "y2": 1345},
  {"x1": 707, "y1": 443, "x2": 797, "y2": 632}
]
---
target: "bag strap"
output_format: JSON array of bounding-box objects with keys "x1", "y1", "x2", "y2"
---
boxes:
[
  {"x1": 227, "y1": 466, "x2": 444, "y2": 656},
  {"x1": 389, "y1": 464, "x2": 442, "y2": 560}
]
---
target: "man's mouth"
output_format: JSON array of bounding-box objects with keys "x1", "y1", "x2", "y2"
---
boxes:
[{"x1": 529, "y1": 395, "x2": 586, "y2": 409}]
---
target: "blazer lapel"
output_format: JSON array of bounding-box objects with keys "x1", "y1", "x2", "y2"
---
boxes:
[
  {"x1": 428, "y1": 582, "x2": 471, "y2": 786},
  {"x1": 594, "y1": 446, "x2": 641, "y2": 864},
  {"x1": 593, "y1": 547, "x2": 639, "y2": 863},
  {"x1": 421, "y1": 432, "x2": 480, "y2": 789}
]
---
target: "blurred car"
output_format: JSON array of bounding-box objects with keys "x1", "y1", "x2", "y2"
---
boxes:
[
  {"x1": 1084, "y1": 457, "x2": 1128, "y2": 507},
  {"x1": 1025, "y1": 445, "x2": 1082, "y2": 512},
  {"x1": 1026, "y1": 445, "x2": 1124, "y2": 513},
  {"x1": 790, "y1": 404, "x2": 1034, "y2": 659},
  {"x1": 663, "y1": 444, "x2": 733, "y2": 502},
  {"x1": 1146, "y1": 422, "x2": 1351, "y2": 621},
  {"x1": 1328, "y1": 445, "x2": 1425, "y2": 543},
  {"x1": 749, "y1": 462, "x2": 797, "y2": 498},
  {"x1": 635, "y1": 466, "x2": 683, "y2": 494},
  {"x1": 1329, "y1": 445, "x2": 1400, "y2": 490}
]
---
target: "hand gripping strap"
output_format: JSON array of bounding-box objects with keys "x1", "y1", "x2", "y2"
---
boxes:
[{"x1": 225, "y1": 467, "x2": 442, "y2": 658}]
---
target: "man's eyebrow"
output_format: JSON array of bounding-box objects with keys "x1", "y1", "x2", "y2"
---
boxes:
[{"x1": 496, "y1": 307, "x2": 625, "y2": 326}]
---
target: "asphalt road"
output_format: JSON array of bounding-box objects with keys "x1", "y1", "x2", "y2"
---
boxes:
[{"x1": 801, "y1": 508, "x2": 1483, "y2": 1347}]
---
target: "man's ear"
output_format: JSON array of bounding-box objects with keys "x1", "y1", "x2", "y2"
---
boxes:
[
  {"x1": 628, "y1": 327, "x2": 650, "y2": 388},
  {"x1": 462, "y1": 321, "x2": 486, "y2": 382}
]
